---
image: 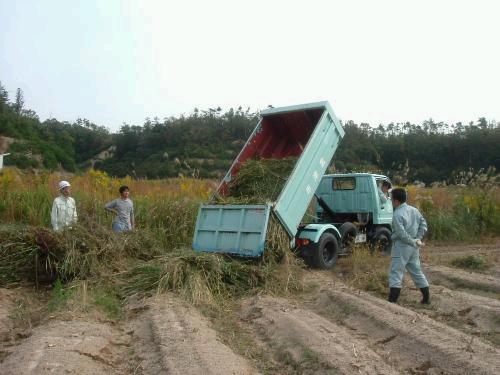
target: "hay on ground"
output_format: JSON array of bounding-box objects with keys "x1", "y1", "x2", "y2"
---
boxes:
[
  {"x1": 122, "y1": 245, "x2": 304, "y2": 306},
  {"x1": 0, "y1": 223, "x2": 168, "y2": 287}
]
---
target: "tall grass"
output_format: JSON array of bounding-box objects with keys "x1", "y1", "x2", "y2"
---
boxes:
[
  {"x1": 0, "y1": 168, "x2": 209, "y2": 244},
  {"x1": 408, "y1": 186, "x2": 500, "y2": 242}
]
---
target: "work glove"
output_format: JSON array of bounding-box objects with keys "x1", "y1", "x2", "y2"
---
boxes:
[{"x1": 415, "y1": 239, "x2": 425, "y2": 247}]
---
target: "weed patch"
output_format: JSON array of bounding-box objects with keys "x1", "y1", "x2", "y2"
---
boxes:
[
  {"x1": 450, "y1": 255, "x2": 489, "y2": 271},
  {"x1": 92, "y1": 288, "x2": 123, "y2": 319},
  {"x1": 47, "y1": 279, "x2": 75, "y2": 312}
]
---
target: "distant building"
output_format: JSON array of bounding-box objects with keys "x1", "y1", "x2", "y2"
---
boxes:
[{"x1": 0, "y1": 153, "x2": 10, "y2": 170}]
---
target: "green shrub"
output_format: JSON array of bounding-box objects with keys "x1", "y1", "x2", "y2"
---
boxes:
[{"x1": 450, "y1": 255, "x2": 488, "y2": 271}]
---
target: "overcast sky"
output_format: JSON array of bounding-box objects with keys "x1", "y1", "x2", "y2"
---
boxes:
[{"x1": 1, "y1": 0, "x2": 499, "y2": 131}]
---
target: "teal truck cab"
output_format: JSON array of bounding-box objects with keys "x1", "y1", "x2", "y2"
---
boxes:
[
  {"x1": 192, "y1": 101, "x2": 393, "y2": 269},
  {"x1": 296, "y1": 173, "x2": 393, "y2": 269}
]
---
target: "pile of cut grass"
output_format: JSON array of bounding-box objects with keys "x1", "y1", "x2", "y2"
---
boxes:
[
  {"x1": 121, "y1": 213, "x2": 304, "y2": 307},
  {"x1": 122, "y1": 214, "x2": 305, "y2": 306},
  {"x1": 0, "y1": 222, "x2": 168, "y2": 287},
  {"x1": 223, "y1": 158, "x2": 297, "y2": 203},
  {"x1": 1, "y1": 216, "x2": 305, "y2": 307},
  {"x1": 0, "y1": 225, "x2": 38, "y2": 285},
  {"x1": 122, "y1": 247, "x2": 305, "y2": 306}
]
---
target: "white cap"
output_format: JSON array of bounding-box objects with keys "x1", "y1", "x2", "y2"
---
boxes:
[{"x1": 59, "y1": 180, "x2": 71, "y2": 190}]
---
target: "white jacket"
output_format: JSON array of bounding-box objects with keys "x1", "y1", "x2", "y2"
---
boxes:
[{"x1": 51, "y1": 195, "x2": 77, "y2": 231}]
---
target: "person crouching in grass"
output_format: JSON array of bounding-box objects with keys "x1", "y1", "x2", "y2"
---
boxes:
[{"x1": 105, "y1": 185, "x2": 135, "y2": 232}]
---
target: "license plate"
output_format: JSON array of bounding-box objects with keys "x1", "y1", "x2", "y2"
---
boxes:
[{"x1": 355, "y1": 234, "x2": 366, "y2": 243}]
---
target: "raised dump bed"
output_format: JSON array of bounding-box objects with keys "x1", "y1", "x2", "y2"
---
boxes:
[{"x1": 192, "y1": 101, "x2": 345, "y2": 257}]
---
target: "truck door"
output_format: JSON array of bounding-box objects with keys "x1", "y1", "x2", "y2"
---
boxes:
[{"x1": 375, "y1": 178, "x2": 393, "y2": 225}]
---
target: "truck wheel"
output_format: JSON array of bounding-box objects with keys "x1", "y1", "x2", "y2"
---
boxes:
[
  {"x1": 339, "y1": 222, "x2": 357, "y2": 254},
  {"x1": 312, "y1": 233, "x2": 339, "y2": 269},
  {"x1": 370, "y1": 227, "x2": 392, "y2": 254}
]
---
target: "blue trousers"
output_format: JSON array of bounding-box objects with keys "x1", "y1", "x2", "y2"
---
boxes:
[
  {"x1": 112, "y1": 221, "x2": 128, "y2": 233},
  {"x1": 389, "y1": 245, "x2": 429, "y2": 288}
]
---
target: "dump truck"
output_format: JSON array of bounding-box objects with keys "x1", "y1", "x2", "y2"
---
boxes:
[
  {"x1": 192, "y1": 101, "x2": 393, "y2": 269},
  {"x1": 298, "y1": 173, "x2": 393, "y2": 268}
]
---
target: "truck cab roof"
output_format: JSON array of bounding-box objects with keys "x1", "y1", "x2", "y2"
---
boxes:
[{"x1": 324, "y1": 173, "x2": 389, "y2": 179}]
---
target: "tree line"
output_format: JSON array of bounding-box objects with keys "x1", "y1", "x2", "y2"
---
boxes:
[{"x1": 1, "y1": 82, "x2": 499, "y2": 184}]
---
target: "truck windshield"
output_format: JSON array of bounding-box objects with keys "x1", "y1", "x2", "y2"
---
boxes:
[{"x1": 332, "y1": 177, "x2": 356, "y2": 190}]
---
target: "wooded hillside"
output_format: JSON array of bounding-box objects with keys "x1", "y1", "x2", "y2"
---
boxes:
[{"x1": 1, "y1": 82, "x2": 499, "y2": 184}]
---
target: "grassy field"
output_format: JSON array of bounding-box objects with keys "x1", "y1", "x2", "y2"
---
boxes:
[
  {"x1": 1, "y1": 167, "x2": 499, "y2": 315},
  {"x1": 0, "y1": 168, "x2": 305, "y2": 315}
]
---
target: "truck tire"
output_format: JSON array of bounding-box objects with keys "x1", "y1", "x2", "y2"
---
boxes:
[
  {"x1": 370, "y1": 227, "x2": 392, "y2": 254},
  {"x1": 339, "y1": 222, "x2": 357, "y2": 254},
  {"x1": 312, "y1": 233, "x2": 339, "y2": 269}
]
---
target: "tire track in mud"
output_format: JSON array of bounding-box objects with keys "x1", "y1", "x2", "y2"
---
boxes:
[
  {"x1": 308, "y1": 284, "x2": 500, "y2": 374},
  {"x1": 127, "y1": 295, "x2": 257, "y2": 375}
]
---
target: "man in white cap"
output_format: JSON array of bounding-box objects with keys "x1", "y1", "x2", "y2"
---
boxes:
[{"x1": 51, "y1": 180, "x2": 78, "y2": 231}]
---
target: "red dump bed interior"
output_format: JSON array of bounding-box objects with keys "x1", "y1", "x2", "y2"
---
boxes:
[{"x1": 217, "y1": 108, "x2": 324, "y2": 197}]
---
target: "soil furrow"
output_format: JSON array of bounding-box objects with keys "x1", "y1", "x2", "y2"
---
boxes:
[
  {"x1": 400, "y1": 284, "x2": 500, "y2": 346},
  {"x1": 129, "y1": 295, "x2": 257, "y2": 375},
  {"x1": 309, "y1": 286, "x2": 500, "y2": 374},
  {"x1": 241, "y1": 296, "x2": 399, "y2": 374},
  {"x1": 425, "y1": 264, "x2": 500, "y2": 295}
]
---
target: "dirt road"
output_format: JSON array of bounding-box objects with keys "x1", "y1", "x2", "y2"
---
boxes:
[{"x1": 1, "y1": 241, "x2": 499, "y2": 374}]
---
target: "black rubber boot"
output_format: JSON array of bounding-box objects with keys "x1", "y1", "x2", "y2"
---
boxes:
[
  {"x1": 388, "y1": 288, "x2": 401, "y2": 303},
  {"x1": 420, "y1": 287, "x2": 430, "y2": 304}
]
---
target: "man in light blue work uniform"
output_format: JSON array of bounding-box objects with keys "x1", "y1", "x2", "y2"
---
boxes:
[
  {"x1": 388, "y1": 188, "x2": 430, "y2": 304},
  {"x1": 51, "y1": 180, "x2": 78, "y2": 231}
]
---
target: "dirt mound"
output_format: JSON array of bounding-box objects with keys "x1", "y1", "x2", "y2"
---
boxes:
[
  {"x1": 309, "y1": 285, "x2": 500, "y2": 374},
  {"x1": 0, "y1": 320, "x2": 132, "y2": 374},
  {"x1": 127, "y1": 295, "x2": 257, "y2": 375},
  {"x1": 241, "y1": 296, "x2": 398, "y2": 374}
]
